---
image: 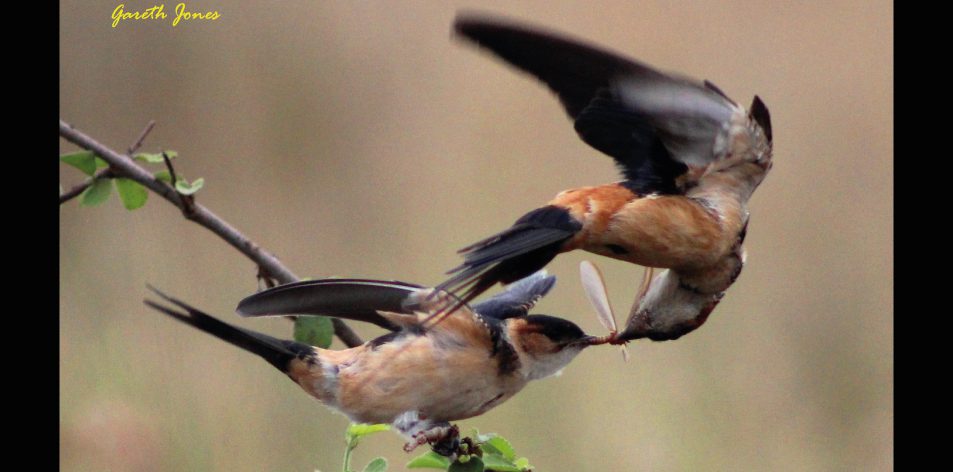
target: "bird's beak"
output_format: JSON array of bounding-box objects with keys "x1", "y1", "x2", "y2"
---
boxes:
[
  {"x1": 576, "y1": 335, "x2": 612, "y2": 347},
  {"x1": 578, "y1": 333, "x2": 631, "y2": 362},
  {"x1": 580, "y1": 332, "x2": 628, "y2": 346}
]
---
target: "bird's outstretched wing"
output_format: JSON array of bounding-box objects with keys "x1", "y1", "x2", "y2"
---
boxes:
[
  {"x1": 237, "y1": 271, "x2": 557, "y2": 333},
  {"x1": 236, "y1": 278, "x2": 430, "y2": 331},
  {"x1": 454, "y1": 14, "x2": 737, "y2": 193}
]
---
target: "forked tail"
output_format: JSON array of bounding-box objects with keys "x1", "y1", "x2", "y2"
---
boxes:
[{"x1": 144, "y1": 285, "x2": 314, "y2": 373}]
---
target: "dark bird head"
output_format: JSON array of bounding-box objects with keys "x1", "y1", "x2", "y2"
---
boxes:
[{"x1": 506, "y1": 314, "x2": 595, "y2": 380}]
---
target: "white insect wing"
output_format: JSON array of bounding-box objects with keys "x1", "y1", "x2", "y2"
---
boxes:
[
  {"x1": 580, "y1": 260, "x2": 617, "y2": 333},
  {"x1": 580, "y1": 260, "x2": 630, "y2": 362}
]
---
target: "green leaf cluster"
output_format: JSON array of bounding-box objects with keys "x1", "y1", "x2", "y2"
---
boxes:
[
  {"x1": 60, "y1": 149, "x2": 201, "y2": 210},
  {"x1": 338, "y1": 424, "x2": 535, "y2": 472},
  {"x1": 407, "y1": 430, "x2": 533, "y2": 472}
]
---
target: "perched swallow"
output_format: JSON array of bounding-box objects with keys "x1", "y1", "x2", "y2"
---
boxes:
[
  {"x1": 145, "y1": 271, "x2": 597, "y2": 453},
  {"x1": 437, "y1": 15, "x2": 773, "y2": 322}
]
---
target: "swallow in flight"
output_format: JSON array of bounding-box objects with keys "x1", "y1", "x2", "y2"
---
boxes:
[{"x1": 437, "y1": 15, "x2": 773, "y2": 321}]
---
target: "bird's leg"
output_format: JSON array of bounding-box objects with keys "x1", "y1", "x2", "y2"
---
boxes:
[
  {"x1": 404, "y1": 424, "x2": 459, "y2": 455},
  {"x1": 394, "y1": 411, "x2": 458, "y2": 454}
]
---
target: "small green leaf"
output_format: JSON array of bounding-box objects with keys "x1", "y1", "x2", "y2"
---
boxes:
[
  {"x1": 346, "y1": 423, "x2": 391, "y2": 440},
  {"x1": 362, "y1": 457, "x2": 388, "y2": 472},
  {"x1": 80, "y1": 178, "x2": 112, "y2": 206},
  {"x1": 154, "y1": 170, "x2": 172, "y2": 183},
  {"x1": 294, "y1": 316, "x2": 334, "y2": 348},
  {"x1": 175, "y1": 177, "x2": 204, "y2": 195},
  {"x1": 60, "y1": 151, "x2": 97, "y2": 176},
  {"x1": 514, "y1": 457, "x2": 532, "y2": 470},
  {"x1": 134, "y1": 151, "x2": 176, "y2": 163},
  {"x1": 94, "y1": 157, "x2": 109, "y2": 169},
  {"x1": 406, "y1": 451, "x2": 452, "y2": 469},
  {"x1": 484, "y1": 436, "x2": 516, "y2": 461},
  {"x1": 134, "y1": 152, "x2": 163, "y2": 163},
  {"x1": 448, "y1": 456, "x2": 483, "y2": 472},
  {"x1": 481, "y1": 453, "x2": 522, "y2": 472},
  {"x1": 115, "y1": 178, "x2": 148, "y2": 210}
]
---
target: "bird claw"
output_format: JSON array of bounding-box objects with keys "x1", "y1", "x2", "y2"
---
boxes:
[
  {"x1": 402, "y1": 434, "x2": 428, "y2": 453},
  {"x1": 403, "y1": 424, "x2": 461, "y2": 455}
]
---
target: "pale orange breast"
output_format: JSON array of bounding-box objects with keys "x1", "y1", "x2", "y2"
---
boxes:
[
  {"x1": 299, "y1": 334, "x2": 524, "y2": 425},
  {"x1": 602, "y1": 196, "x2": 728, "y2": 269}
]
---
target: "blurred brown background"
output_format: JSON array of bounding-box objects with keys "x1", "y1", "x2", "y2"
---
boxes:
[{"x1": 60, "y1": 1, "x2": 892, "y2": 471}]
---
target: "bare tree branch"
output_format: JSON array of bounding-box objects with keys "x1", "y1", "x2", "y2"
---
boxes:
[{"x1": 59, "y1": 119, "x2": 364, "y2": 348}]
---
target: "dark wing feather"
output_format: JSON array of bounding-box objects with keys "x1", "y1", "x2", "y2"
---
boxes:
[
  {"x1": 472, "y1": 270, "x2": 556, "y2": 320},
  {"x1": 236, "y1": 278, "x2": 428, "y2": 331},
  {"x1": 454, "y1": 14, "x2": 735, "y2": 192},
  {"x1": 454, "y1": 15, "x2": 666, "y2": 119},
  {"x1": 611, "y1": 75, "x2": 734, "y2": 168},
  {"x1": 436, "y1": 205, "x2": 578, "y2": 306},
  {"x1": 574, "y1": 93, "x2": 686, "y2": 194}
]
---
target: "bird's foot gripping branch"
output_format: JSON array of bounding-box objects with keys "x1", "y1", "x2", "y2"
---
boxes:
[{"x1": 344, "y1": 422, "x2": 534, "y2": 472}]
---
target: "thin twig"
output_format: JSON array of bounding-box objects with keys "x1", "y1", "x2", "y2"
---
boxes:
[
  {"x1": 128, "y1": 120, "x2": 156, "y2": 155},
  {"x1": 161, "y1": 151, "x2": 179, "y2": 188},
  {"x1": 59, "y1": 168, "x2": 114, "y2": 204},
  {"x1": 59, "y1": 119, "x2": 364, "y2": 348},
  {"x1": 161, "y1": 151, "x2": 196, "y2": 216}
]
